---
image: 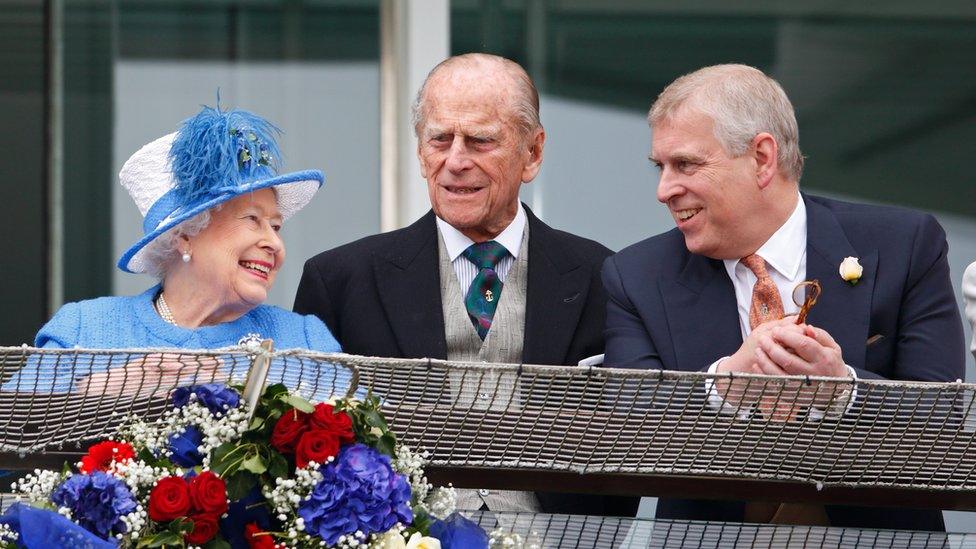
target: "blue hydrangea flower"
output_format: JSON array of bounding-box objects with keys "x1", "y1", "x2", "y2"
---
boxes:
[
  {"x1": 168, "y1": 425, "x2": 204, "y2": 467},
  {"x1": 171, "y1": 383, "x2": 240, "y2": 416},
  {"x1": 298, "y1": 444, "x2": 412, "y2": 544},
  {"x1": 51, "y1": 471, "x2": 137, "y2": 540},
  {"x1": 430, "y1": 513, "x2": 489, "y2": 549}
]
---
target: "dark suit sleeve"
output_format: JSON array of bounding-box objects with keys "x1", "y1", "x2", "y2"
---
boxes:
[
  {"x1": 882, "y1": 214, "x2": 965, "y2": 382},
  {"x1": 294, "y1": 258, "x2": 340, "y2": 341},
  {"x1": 601, "y1": 255, "x2": 665, "y2": 369}
]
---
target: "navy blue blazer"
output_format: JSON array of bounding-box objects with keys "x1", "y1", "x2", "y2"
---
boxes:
[
  {"x1": 295, "y1": 205, "x2": 638, "y2": 517},
  {"x1": 602, "y1": 194, "x2": 965, "y2": 530}
]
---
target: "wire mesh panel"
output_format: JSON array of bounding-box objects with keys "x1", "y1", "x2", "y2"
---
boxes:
[
  {"x1": 0, "y1": 346, "x2": 356, "y2": 453},
  {"x1": 1, "y1": 347, "x2": 975, "y2": 496},
  {"x1": 468, "y1": 513, "x2": 976, "y2": 549},
  {"x1": 319, "y1": 353, "x2": 976, "y2": 492}
]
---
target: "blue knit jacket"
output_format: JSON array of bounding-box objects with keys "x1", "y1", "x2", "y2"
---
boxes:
[{"x1": 7, "y1": 285, "x2": 350, "y2": 396}]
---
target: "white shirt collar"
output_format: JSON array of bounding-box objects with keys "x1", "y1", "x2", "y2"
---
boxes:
[
  {"x1": 436, "y1": 203, "x2": 527, "y2": 262},
  {"x1": 724, "y1": 193, "x2": 806, "y2": 280}
]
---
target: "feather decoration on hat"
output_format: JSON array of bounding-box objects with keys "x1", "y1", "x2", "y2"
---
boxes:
[{"x1": 168, "y1": 106, "x2": 283, "y2": 204}]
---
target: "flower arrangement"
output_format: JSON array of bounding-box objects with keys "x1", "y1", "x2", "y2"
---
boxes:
[{"x1": 0, "y1": 382, "x2": 499, "y2": 549}]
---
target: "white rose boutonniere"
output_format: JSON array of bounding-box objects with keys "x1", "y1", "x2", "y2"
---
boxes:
[{"x1": 839, "y1": 256, "x2": 863, "y2": 285}]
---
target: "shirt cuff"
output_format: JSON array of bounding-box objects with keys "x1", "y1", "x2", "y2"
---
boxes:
[
  {"x1": 704, "y1": 357, "x2": 751, "y2": 419},
  {"x1": 806, "y1": 364, "x2": 858, "y2": 420},
  {"x1": 704, "y1": 361, "x2": 858, "y2": 421}
]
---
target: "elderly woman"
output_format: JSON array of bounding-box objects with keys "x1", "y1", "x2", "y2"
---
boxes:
[{"x1": 7, "y1": 105, "x2": 348, "y2": 397}]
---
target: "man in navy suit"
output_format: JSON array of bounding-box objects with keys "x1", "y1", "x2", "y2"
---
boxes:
[{"x1": 602, "y1": 64, "x2": 965, "y2": 530}]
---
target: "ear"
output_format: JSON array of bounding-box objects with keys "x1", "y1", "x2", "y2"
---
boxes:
[
  {"x1": 520, "y1": 128, "x2": 546, "y2": 183},
  {"x1": 177, "y1": 232, "x2": 192, "y2": 251},
  {"x1": 417, "y1": 143, "x2": 429, "y2": 179},
  {"x1": 753, "y1": 132, "x2": 779, "y2": 189}
]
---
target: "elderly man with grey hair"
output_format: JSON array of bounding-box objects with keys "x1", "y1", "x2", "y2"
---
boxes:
[
  {"x1": 603, "y1": 64, "x2": 964, "y2": 529},
  {"x1": 296, "y1": 53, "x2": 637, "y2": 517}
]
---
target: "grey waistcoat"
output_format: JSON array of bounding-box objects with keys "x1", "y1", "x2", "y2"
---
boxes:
[{"x1": 437, "y1": 226, "x2": 541, "y2": 513}]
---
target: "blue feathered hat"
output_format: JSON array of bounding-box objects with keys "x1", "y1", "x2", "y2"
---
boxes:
[{"x1": 117, "y1": 105, "x2": 323, "y2": 273}]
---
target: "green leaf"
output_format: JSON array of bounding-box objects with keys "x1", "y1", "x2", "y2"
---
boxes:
[
  {"x1": 225, "y1": 471, "x2": 258, "y2": 501},
  {"x1": 376, "y1": 433, "x2": 397, "y2": 457},
  {"x1": 264, "y1": 383, "x2": 289, "y2": 399},
  {"x1": 210, "y1": 442, "x2": 242, "y2": 477},
  {"x1": 411, "y1": 508, "x2": 432, "y2": 534},
  {"x1": 241, "y1": 452, "x2": 267, "y2": 475},
  {"x1": 268, "y1": 451, "x2": 289, "y2": 479},
  {"x1": 137, "y1": 531, "x2": 183, "y2": 548},
  {"x1": 203, "y1": 538, "x2": 232, "y2": 549},
  {"x1": 364, "y1": 410, "x2": 389, "y2": 431},
  {"x1": 279, "y1": 393, "x2": 314, "y2": 413},
  {"x1": 248, "y1": 415, "x2": 266, "y2": 431},
  {"x1": 170, "y1": 517, "x2": 194, "y2": 535}
]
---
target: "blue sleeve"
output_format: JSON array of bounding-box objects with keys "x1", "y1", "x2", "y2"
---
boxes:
[
  {"x1": 34, "y1": 302, "x2": 82, "y2": 349},
  {"x1": 602, "y1": 255, "x2": 665, "y2": 369},
  {"x1": 889, "y1": 214, "x2": 966, "y2": 382},
  {"x1": 4, "y1": 303, "x2": 83, "y2": 393},
  {"x1": 303, "y1": 314, "x2": 342, "y2": 353}
]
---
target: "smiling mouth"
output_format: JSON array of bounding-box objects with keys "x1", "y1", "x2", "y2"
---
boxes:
[
  {"x1": 675, "y1": 208, "x2": 702, "y2": 222},
  {"x1": 444, "y1": 185, "x2": 483, "y2": 195},
  {"x1": 240, "y1": 260, "x2": 272, "y2": 279}
]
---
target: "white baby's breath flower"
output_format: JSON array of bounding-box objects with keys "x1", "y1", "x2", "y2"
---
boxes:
[{"x1": 374, "y1": 529, "x2": 407, "y2": 549}]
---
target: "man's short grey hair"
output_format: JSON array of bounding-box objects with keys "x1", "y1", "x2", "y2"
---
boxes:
[
  {"x1": 648, "y1": 64, "x2": 804, "y2": 181},
  {"x1": 411, "y1": 53, "x2": 541, "y2": 139},
  {"x1": 141, "y1": 208, "x2": 214, "y2": 279}
]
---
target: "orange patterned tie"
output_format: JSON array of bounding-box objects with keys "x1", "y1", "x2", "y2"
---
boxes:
[
  {"x1": 740, "y1": 254, "x2": 784, "y2": 330},
  {"x1": 739, "y1": 255, "x2": 828, "y2": 525},
  {"x1": 740, "y1": 254, "x2": 789, "y2": 421}
]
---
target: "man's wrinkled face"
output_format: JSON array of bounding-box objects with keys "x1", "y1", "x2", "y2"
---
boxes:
[
  {"x1": 651, "y1": 110, "x2": 760, "y2": 259},
  {"x1": 417, "y1": 70, "x2": 542, "y2": 242}
]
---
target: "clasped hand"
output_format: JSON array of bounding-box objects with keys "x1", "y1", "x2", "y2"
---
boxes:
[
  {"x1": 75, "y1": 353, "x2": 225, "y2": 396},
  {"x1": 716, "y1": 317, "x2": 850, "y2": 420}
]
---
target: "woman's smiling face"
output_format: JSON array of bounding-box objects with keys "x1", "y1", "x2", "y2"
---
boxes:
[{"x1": 182, "y1": 188, "x2": 285, "y2": 309}]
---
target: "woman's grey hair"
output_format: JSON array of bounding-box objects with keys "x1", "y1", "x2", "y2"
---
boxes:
[
  {"x1": 648, "y1": 64, "x2": 804, "y2": 182},
  {"x1": 141, "y1": 208, "x2": 214, "y2": 279},
  {"x1": 411, "y1": 53, "x2": 541, "y2": 139}
]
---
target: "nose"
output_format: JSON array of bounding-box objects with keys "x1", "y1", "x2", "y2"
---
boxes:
[
  {"x1": 261, "y1": 225, "x2": 285, "y2": 260},
  {"x1": 656, "y1": 167, "x2": 684, "y2": 205},
  {"x1": 445, "y1": 136, "x2": 473, "y2": 174}
]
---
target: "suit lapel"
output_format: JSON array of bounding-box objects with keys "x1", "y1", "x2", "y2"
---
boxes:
[
  {"x1": 373, "y1": 212, "x2": 448, "y2": 359},
  {"x1": 802, "y1": 195, "x2": 875, "y2": 371},
  {"x1": 522, "y1": 207, "x2": 591, "y2": 365},
  {"x1": 661, "y1": 254, "x2": 742, "y2": 371}
]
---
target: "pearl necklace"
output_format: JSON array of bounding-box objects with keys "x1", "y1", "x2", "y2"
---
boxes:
[{"x1": 155, "y1": 293, "x2": 178, "y2": 326}]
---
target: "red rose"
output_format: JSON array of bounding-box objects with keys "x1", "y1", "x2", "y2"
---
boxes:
[
  {"x1": 80, "y1": 440, "x2": 135, "y2": 473},
  {"x1": 189, "y1": 471, "x2": 228, "y2": 515},
  {"x1": 184, "y1": 512, "x2": 220, "y2": 545},
  {"x1": 295, "y1": 430, "x2": 340, "y2": 468},
  {"x1": 245, "y1": 522, "x2": 277, "y2": 549},
  {"x1": 148, "y1": 476, "x2": 191, "y2": 522},
  {"x1": 309, "y1": 403, "x2": 355, "y2": 444},
  {"x1": 270, "y1": 409, "x2": 310, "y2": 454}
]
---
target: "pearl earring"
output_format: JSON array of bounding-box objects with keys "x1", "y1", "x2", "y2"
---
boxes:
[{"x1": 181, "y1": 250, "x2": 191, "y2": 263}]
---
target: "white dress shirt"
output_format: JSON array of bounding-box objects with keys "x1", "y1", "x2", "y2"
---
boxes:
[
  {"x1": 435, "y1": 203, "x2": 526, "y2": 295},
  {"x1": 708, "y1": 194, "x2": 855, "y2": 415},
  {"x1": 963, "y1": 261, "x2": 976, "y2": 361}
]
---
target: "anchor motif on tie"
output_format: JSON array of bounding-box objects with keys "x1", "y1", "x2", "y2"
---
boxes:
[
  {"x1": 761, "y1": 304, "x2": 769, "y2": 316},
  {"x1": 485, "y1": 289, "x2": 494, "y2": 302}
]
